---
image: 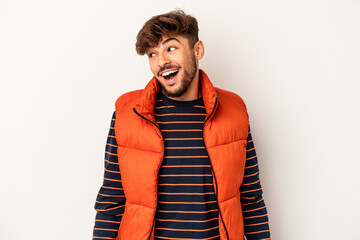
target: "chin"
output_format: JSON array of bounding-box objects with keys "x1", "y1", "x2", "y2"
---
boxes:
[{"x1": 166, "y1": 87, "x2": 181, "y2": 96}]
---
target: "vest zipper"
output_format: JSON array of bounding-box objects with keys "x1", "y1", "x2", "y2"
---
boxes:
[
  {"x1": 132, "y1": 108, "x2": 164, "y2": 240},
  {"x1": 202, "y1": 98, "x2": 230, "y2": 240}
]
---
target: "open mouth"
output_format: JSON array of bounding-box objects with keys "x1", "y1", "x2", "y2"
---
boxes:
[{"x1": 161, "y1": 69, "x2": 179, "y2": 81}]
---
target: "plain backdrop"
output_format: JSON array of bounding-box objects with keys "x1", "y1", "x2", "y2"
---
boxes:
[{"x1": 1, "y1": 0, "x2": 359, "y2": 239}]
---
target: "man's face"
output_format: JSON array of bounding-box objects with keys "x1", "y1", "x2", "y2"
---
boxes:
[{"x1": 147, "y1": 36, "x2": 198, "y2": 98}]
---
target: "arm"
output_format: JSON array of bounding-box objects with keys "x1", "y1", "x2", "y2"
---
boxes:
[
  {"x1": 240, "y1": 124, "x2": 271, "y2": 240},
  {"x1": 93, "y1": 111, "x2": 126, "y2": 240}
]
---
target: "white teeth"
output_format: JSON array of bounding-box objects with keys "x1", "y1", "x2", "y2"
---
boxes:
[{"x1": 161, "y1": 70, "x2": 178, "y2": 77}]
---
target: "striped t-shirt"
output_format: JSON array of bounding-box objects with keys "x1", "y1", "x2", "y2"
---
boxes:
[
  {"x1": 153, "y1": 91, "x2": 220, "y2": 239},
  {"x1": 93, "y1": 91, "x2": 271, "y2": 239}
]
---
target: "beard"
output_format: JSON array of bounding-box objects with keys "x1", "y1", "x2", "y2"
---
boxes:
[{"x1": 156, "y1": 53, "x2": 197, "y2": 98}]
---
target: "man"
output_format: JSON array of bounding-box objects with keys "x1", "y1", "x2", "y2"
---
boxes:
[{"x1": 93, "y1": 9, "x2": 271, "y2": 240}]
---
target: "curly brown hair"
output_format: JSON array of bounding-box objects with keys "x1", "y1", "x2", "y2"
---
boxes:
[{"x1": 135, "y1": 9, "x2": 199, "y2": 55}]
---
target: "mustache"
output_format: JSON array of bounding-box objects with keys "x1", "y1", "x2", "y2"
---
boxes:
[{"x1": 158, "y1": 64, "x2": 180, "y2": 76}]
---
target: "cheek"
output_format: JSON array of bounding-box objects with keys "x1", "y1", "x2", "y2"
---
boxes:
[
  {"x1": 175, "y1": 54, "x2": 189, "y2": 67},
  {"x1": 149, "y1": 61, "x2": 158, "y2": 75}
]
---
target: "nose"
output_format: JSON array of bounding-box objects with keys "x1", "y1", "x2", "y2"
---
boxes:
[{"x1": 158, "y1": 52, "x2": 170, "y2": 67}]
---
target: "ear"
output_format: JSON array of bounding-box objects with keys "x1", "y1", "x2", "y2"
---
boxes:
[{"x1": 193, "y1": 40, "x2": 205, "y2": 60}]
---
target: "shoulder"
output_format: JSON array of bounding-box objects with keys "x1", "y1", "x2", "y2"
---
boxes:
[
  {"x1": 214, "y1": 87, "x2": 248, "y2": 112},
  {"x1": 115, "y1": 89, "x2": 144, "y2": 110},
  {"x1": 210, "y1": 87, "x2": 249, "y2": 137}
]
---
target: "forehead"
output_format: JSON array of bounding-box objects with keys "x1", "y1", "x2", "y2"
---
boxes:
[
  {"x1": 160, "y1": 37, "x2": 181, "y2": 46},
  {"x1": 151, "y1": 35, "x2": 187, "y2": 49}
]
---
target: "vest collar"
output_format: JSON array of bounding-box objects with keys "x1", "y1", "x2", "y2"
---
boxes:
[{"x1": 134, "y1": 69, "x2": 218, "y2": 125}]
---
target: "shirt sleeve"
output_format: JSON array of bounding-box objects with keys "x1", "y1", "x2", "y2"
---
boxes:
[
  {"x1": 93, "y1": 111, "x2": 126, "y2": 240},
  {"x1": 240, "y1": 124, "x2": 271, "y2": 240}
]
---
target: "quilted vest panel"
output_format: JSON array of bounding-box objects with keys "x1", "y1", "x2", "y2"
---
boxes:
[{"x1": 204, "y1": 88, "x2": 249, "y2": 239}]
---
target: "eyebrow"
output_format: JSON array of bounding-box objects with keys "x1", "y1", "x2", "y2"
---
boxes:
[{"x1": 161, "y1": 37, "x2": 181, "y2": 46}]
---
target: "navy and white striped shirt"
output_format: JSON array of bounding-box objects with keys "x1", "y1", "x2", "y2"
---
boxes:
[{"x1": 93, "y1": 91, "x2": 270, "y2": 239}]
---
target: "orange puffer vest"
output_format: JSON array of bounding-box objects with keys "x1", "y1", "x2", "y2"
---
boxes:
[{"x1": 114, "y1": 70, "x2": 249, "y2": 240}]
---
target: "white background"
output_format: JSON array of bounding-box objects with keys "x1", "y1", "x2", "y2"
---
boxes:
[{"x1": 1, "y1": 0, "x2": 359, "y2": 239}]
